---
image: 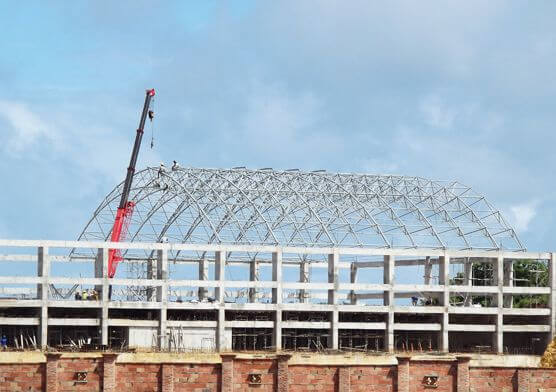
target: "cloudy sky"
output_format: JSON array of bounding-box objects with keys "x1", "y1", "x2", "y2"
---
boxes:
[{"x1": 1, "y1": 1, "x2": 555, "y2": 252}]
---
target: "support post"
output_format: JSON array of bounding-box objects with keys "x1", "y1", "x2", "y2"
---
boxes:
[
  {"x1": 424, "y1": 256, "x2": 432, "y2": 285},
  {"x1": 396, "y1": 355, "x2": 410, "y2": 392},
  {"x1": 299, "y1": 261, "x2": 309, "y2": 303},
  {"x1": 338, "y1": 366, "x2": 351, "y2": 392},
  {"x1": 146, "y1": 255, "x2": 156, "y2": 301},
  {"x1": 456, "y1": 355, "x2": 471, "y2": 392},
  {"x1": 550, "y1": 253, "x2": 556, "y2": 341},
  {"x1": 276, "y1": 354, "x2": 291, "y2": 392},
  {"x1": 157, "y1": 249, "x2": 168, "y2": 350},
  {"x1": 221, "y1": 354, "x2": 236, "y2": 392},
  {"x1": 439, "y1": 255, "x2": 450, "y2": 352},
  {"x1": 45, "y1": 353, "x2": 61, "y2": 392},
  {"x1": 102, "y1": 353, "x2": 118, "y2": 392},
  {"x1": 98, "y1": 248, "x2": 109, "y2": 346},
  {"x1": 494, "y1": 255, "x2": 504, "y2": 354},
  {"x1": 328, "y1": 252, "x2": 339, "y2": 350},
  {"x1": 272, "y1": 251, "x2": 282, "y2": 350},
  {"x1": 503, "y1": 259, "x2": 513, "y2": 308},
  {"x1": 463, "y1": 258, "x2": 473, "y2": 306},
  {"x1": 161, "y1": 363, "x2": 174, "y2": 392},
  {"x1": 350, "y1": 263, "x2": 357, "y2": 305},
  {"x1": 37, "y1": 246, "x2": 49, "y2": 350},
  {"x1": 517, "y1": 369, "x2": 530, "y2": 392},
  {"x1": 198, "y1": 257, "x2": 209, "y2": 301},
  {"x1": 215, "y1": 251, "x2": 226, "y2": 351},
  {"x1": 384, "y1": 255, "x2": 394, "y2": 352},
  {"x1": 249, "y1": 259, "x2": 258, "y2": 303}
]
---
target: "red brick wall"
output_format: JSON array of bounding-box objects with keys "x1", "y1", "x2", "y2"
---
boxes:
[
  {"x1": 3, "y1": 354, "x2": 556, "y2": 392},
  {"x1": 409, "y1": 361, "x2": 455, "y2": 392},
  {"x1": 57, "y1": 358, "x2": 102, "y2": 391},
  {"x1": 289, "y1": 365, "x2": 337, "y2": 392},
  {"x1": 0, "y1": 363, "x2": 44, "y2": 392},
  {"x1": 469, "y1": 368, "x2": 515, "y2": 392},
  {"x1": 350, "y1": 366, "x2": 396, "y2": 392},
  {"x1": 115, "y1": 363, "x2": 161, "y2": 392},
  {"x1": 173, "y1": 363, "x2": 220, "y2": 392},
  {"x1": 233, "y1": 359, "x2": 275, "y2": 392},
  {"x1": 529, "y1": 368, "x2": 556, "y2": 389}
]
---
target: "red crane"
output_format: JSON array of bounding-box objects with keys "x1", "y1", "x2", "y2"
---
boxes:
[{"x1": 107, "y1": 88, "x2": 155, "y2": 278}]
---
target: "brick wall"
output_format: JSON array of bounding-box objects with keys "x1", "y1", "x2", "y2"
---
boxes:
[
  {"x1": 115, "y1": 363, "x2": 161, "y2": 391},
  {"x1": 0, "y1": 363, "x2": 44, "y2": 391},
  {"x1": 409, "y1": 361, "x2": 455, "y2": 392},
  {"x1": 349, "y1": 366, "x2": 396, "y2": 392},
  {"x1": 2, "y1": 353, "x2": 556, "y2": 392},
  {"x1": 469, "y1": 368, "x2": 515, "y2": 392},
  {"x1": 289, "y1": 365, "x2": 337, "y2": 392},
  {"x1": 173, "y1": 363, "x2": 220, "y2": 392}
]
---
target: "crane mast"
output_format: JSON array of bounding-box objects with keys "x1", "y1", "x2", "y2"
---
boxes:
[{"x1": 107, "y1": 88, "x2": 155, "y2": 278}]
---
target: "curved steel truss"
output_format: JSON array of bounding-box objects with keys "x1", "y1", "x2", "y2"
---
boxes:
[{"x1": 77, "y1": 167, "x2": 524, "y2": 252}]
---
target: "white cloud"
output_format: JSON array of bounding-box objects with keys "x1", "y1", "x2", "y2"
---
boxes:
[
  {"x1": 508, "y1": 201, "x2": 538, "y2": 233},
  {"x1": 420, "y1": 96, "x2": 456, "y2": 129},
  {"x1": 0, "y1": 100, "x2": 56, "y2": 153}
]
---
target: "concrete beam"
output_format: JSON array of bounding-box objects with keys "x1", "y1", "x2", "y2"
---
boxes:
[
  {"x1": 0, "y1": 238, "x2": 550, "y2": 261},
  {"x1": 394, "y1": 323, "x2": 441, "y2": 331},
  {"x1": 448, "y1": 324, "x2": 496, "y2": 332}
]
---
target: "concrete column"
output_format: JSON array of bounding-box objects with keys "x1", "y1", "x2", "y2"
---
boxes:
[
  {"x1": 550, "y1": 253, "x2": 556, "y2": 340},
  {"x1": 517, "y1": 369, "x2": 530, "y2": 392},
  {"x1": 463, "y1": 259, "x2": 473, "y2": 306},
  {"x1": 37, "y1": 246, "x2": 49, "y2": 349},
  {"x1": 299, "y1": 261, "x2": 309, "y2": 303},
  {"x1": 102, "y1": 353, "x2": 118, "y2": 392},
  {"x1": 249, "y1": 259, "x2": 259, "y2": 303},
  {"x1": 215, "y1": 251, "x2": 225, "y2": 304},
  {"x1": 494, "y1": 255, "x2": 504, "y2": 354},
  {"x1": 338, "y1": 366, "x2": 350, "y2": 392},
  {"x1": 396, "y1": 355, "x2": 410, "y2": 392},
  {"x1": 439, "y1": 255, "x2": 450, "y2": 352},
  {"x1": 146, "y1": 254, "x2": 157, "y2": 302},
  {"x1": 215, "y1": 251, "x2": 226, "y2": 352},
  {"x1": 276, "y1": 354, "x2": 291, "y2": 392},
  {"x1": 217, "y1": 307, "x2": 226, "y2": 352},
  {"x1": 198, "y1": 258, "x2": 209, "y2": 301},
  {"x1": 220, "y1": 354, "x2": 236, "y2": 392},
  {"x1": 424, "y1": 256, "x2": 432, "y2": 285},
  {"x1": 272, "y1": 252, "x2": 282, "y2": 350},
  {"x1": 98, "y1": 248, "x2": 109, "y2": 346},
  {"x1": 161, "y1": 363, "x2": 174, "y2": 392},
  {"x1": 350, "y1": 263, "x2": 357, "y2": 305},
  {"x1": 384, "y1": 255, "x2": 395, "y2": 352},
  {"x1": 456, "y1": 355, "x2": 471, "y2": 392},
  {"x1": 45, "y1": 353, "x2": 61, "y2": 392},
  {"x1": 157, "y1": 249, "x2": 168, "y2": 350},
  {"x1": 503, "y1": 260, "x2": 514, "y2": 308},
  {"x1": 328, "y1": 252, "x2": 339, "y2": 350}
]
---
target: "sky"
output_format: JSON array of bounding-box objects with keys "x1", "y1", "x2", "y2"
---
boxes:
[{"x1": 1, "y1": 1, "x2": 556, "y2": 252}]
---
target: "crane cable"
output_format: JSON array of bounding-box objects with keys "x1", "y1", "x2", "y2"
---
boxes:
[{"x1": 149, "y1": 97, "x2": 156, "y2": 148}]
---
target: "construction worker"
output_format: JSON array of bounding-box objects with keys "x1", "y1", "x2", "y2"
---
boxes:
[
  {"x1": 411, "y1": 296, "x2": 418, "y2": 306},
  {"x1": 75, "y1": 290, "x2": 82, "y2": 300},
  {"x1": 171, "y1": 160, "x2": 180, "y2": 171},
  {"x1": 158, "y1": 163, "x2": 166, "y2": 178},
  {"x1": 1, "y1": 335, "x2": 7, "y2": 349},
  {"x1": 82, "y1": 290, "x2": 88, "y2": 301}
]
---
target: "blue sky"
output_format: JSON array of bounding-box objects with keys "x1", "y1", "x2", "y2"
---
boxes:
[{"x1": 1, "y1": 1, "x2": 556, "y2": 252}]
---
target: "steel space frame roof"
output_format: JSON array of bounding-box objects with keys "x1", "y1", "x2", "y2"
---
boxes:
[{"x1": 77, "y1": 167, "x2": 524, "y2": 255}]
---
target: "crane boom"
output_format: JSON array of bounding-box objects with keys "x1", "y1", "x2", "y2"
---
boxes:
[{"x1": 108, "y1": 88, "x2": 155, "y2": 278}]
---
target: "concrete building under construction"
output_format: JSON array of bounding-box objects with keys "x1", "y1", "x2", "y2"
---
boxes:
[{"x1": 0, "y1": 168, "x2": 554, "y2": 356}]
